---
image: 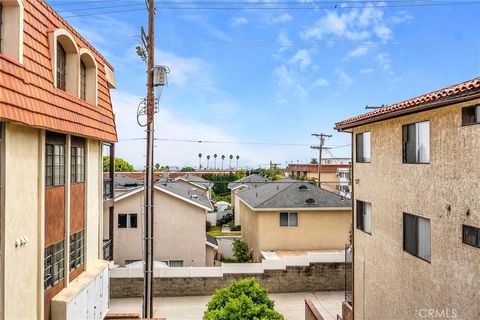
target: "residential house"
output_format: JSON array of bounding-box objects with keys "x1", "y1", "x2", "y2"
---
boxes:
[
  {"x1": 321, "y1": 157, "x2": 351, "y2": 165},
  {"x1": 335, "y1": 77, "x2": 480, "y2": 320},
  {"x1": 237, "y1": 180, "x2": 351, "y2": 262},
  {"x1": 228, "y1": 174, "x2": 270, "y2": 225},
  {"x1": 0, "y1": 0, "x2": 117, "y2": 318},
  {"x1": 174, "y1": 173, "x2": 213, "y2": 198},
  {"x1": 112, "y1": 176, "x2": 215, "y2": 267}
]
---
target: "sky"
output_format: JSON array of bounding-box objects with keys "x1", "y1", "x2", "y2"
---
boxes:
[{"x1": 47, "y1": 0, "x2": 480, "y2": 170}]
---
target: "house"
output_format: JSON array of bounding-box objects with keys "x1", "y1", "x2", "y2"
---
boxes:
[
  {"x1": 228, "y1": 174, "x2": 270, "y2": 225},
  {"x1": 112, "y1": 175, "x2": 215, "y2": 267},
  {"x1": 237, "y1": 180, "x2": 351, "y2": 262},
  {"x1": 284, "y1": 163, "x2": 352, "y2": 197},
  {"x1": 335, "y1": 77, "x2": 480, "y2": 320},
  {"x1": 0, "y1": 0, "x2": 117, "y2": 318},
  {"x1": 174, "y1": 173, "x2": 213, "y2": 198}
]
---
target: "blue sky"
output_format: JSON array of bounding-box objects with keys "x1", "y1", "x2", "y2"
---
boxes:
[{"x1": 48, "y1": 1, "x2": 480, "y2": 170}]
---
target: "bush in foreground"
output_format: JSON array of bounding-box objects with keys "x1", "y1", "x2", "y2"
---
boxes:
[{"x1": 203, "y1": 278, "x2": 284, "y2": 320}]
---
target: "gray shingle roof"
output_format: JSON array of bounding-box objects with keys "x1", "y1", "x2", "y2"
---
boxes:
[
  {"x1": 237, "y1": 179, "x2": 351, "y2": 209},
  {"x1": 206, "y1": 234, "x2": 218, "y2": 247},
  {"x1": 227, "y1": 174, "x2": 270, "y2": 190},
  {"x1": 155, "y1": 179, "x2": 213, "y2": 210},
  {"x1": 176, "y1": 174, "x2": 213, "y2": 190},
  {"x1": 114, "y1": 174, "x2": 144, "y2": 190}
]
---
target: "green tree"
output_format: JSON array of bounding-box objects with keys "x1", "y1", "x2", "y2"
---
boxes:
[
  {"x1": 180, "y1": 166, "x2": 196, "y2": 172},
  {"x1": 310, "y1": 157, "x2": 318, "y2": 164},
  {"x1": 103, "y1": 157, "x2": 134, "y2": 172},
  {"x1": 204, "y1": 278, "x2": 284, "y2": 320},
  {"x1": 232, "y1": 239, "x2": 252, "y2": 263}
]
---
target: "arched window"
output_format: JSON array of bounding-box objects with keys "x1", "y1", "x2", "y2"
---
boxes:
[
  {"x1": 79, "y1": 49, "x2": 98, "y2": 105},
  {"x1": 80, "y1": 60, "x2": 86, "y2": 100},
  {"x1": 0, "y1": 0, "x2": 24, "y2": 62},
  {"x1": 56, "y1": 42, "x2": 67, "y2": 91}
]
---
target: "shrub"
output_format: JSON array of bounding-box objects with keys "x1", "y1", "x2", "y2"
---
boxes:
[
  {"x1": 216, "y1": 213, "x2": 234, "y2": 227},
  {"x1": 203, "y1": 278, "x2": 284, "y2": 320},
  {"x1": 206, "y1": 221, "x2": 212, "y2": 232},
  {"x1": 230, "y1": 224, "x2": 241, "y2": 231},
  {"x1": 232, "y1": 239, "x2": 252, "y2": 263}
]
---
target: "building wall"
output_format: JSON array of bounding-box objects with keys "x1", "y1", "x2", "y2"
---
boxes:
[
  {"x1": 352, "y1": 98, "x2": 480, "y2": 319},
  {"x1": 2, "y1": 123, "x2": 41, "y2": 319},
  {"x1": 240, "y1": 201, "x2": 351, "y2": 262},
  {"x1": 113, "y1": 189, "x2": 208, "y2": 266},
  {"x1": 206, "y1": 245, "x2": 216, "y2": 267}
]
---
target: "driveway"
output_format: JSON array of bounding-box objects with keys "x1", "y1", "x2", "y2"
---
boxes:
[{"x1": 109, "y1": 291, "x2": 343, "y2": 320}]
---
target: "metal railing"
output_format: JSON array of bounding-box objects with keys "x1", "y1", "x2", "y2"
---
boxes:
[
  {"x1": 103, "y1": 239, "x2": 113, "y2": 261},
  {"x1": 344, "y1": 243, "x2": 352, "y2": 306}
]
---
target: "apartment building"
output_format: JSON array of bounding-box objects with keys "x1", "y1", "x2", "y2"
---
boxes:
[
  {"x1": 0, "y1": 1, "x2": 117, "y2": 318},
  {"x1": 335, "y1": 77, "x2": 480, "y2": 320},
  {"x1": 237, "y1": 179, "x2": 351, "y2": 262},
  {"x1": 112, "y1": 176, "x2": 214, "y2": 267}
]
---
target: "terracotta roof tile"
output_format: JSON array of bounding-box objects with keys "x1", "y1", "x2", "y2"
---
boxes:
[
  {"x1": 0, "y1": 0, "x2": 117, "y2": 142},
  {"x1": 335, "y1": 77, "x2": 480, "y2": 130},
  {"x1": 285, "y1": 164, "x2": 351, "y2": 173}
]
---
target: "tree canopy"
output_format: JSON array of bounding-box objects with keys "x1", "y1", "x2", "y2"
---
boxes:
[
  {"x1": 180, "y1": 166, "x2": 196, "y2": 172},
  {"x1": 203, "y1": 278, "x2": 284, "y2": 320},
  {"x1": 103, "y1": 157, "x2": 134, "y2": 172}
]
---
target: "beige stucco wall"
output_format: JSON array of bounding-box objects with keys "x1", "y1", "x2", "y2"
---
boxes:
[
  {"x1": 240, "y1": 200, "x2": 351, "y2": 262},
  {"x1": 2, "y1": 123, "x2": 41, "y2": 319},
  {"x1": 206, "y1": 245, "x2": 216, "y2": 267},
  {"x1": 351, "y1": 98, "x2": 480, "y2": 319},
  {"x1": 113, "y1": 189, "x2": 208, "y2": 266}
]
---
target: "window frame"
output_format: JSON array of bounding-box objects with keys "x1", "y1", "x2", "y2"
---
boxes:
[
  {"x1": 356, "y1": 200, "x2": 372, "y2": 235},
  {"x1": 462, "y1": 225, "x2": 480, "y2": 249},
  {"x1": 80, "y1": 59, "x2": 87, "y2": 100},
  {"x1": 45, "y1": 142, "x2": 65, "y2": 188},
  {"x1": 403, "y1": 212, "x2": 431, "y2": 262},
  {"x1": 56, "y1": 41, "x2": 67, "y2": 91},
  {"x1": 71, "y1": 141, "x2": 85, "y2": 184},
  {"x1": 402, "y1": 121, "x2": 430, "y2": 164},
  {"x1": 355, "y1": 132, "x2": 371, "y2": 163},
  {"x1": 69, "y1": 230, "x2": 85, "y2": 271},
  {"x1": 118, "y1": 213, "x2": 138, "y2": 228},
  {"x1": 279, "y1": 212, "x2": 298, "y2": 227},
  {"x1": 461, "y1": 105, "x2": 480, "y2": 126},
  {"x1": 44, "y1": 240, "x2": 65, "y2": 290}
]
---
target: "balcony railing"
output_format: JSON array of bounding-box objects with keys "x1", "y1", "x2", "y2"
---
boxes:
[
  {"x1": 103, "y1": 177, "x2": 113, "y2": 199},
  {"x1": 345, "y1": 243, "x2": 352, "y2": 306},
  {"x1": 103, "y1": 239, "x2": 113, "y2": 261}
]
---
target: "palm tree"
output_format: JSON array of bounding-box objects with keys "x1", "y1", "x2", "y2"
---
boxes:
[
  {"x1": 229, "y1": 155, "x2": 233, "y2": 169},
  {"x1": 221, "y1": 155, "x2": 225, "y2": 170},
  {"x1": 198, "y1": 153, "x2": 202, "y2": 170},
  {"x1": 214, "y1": 154, "x2": 218, "y2": 169},
  {"x1": 206, "y1": 155, "x2": 210, "y2": 169},
  {"x1": 236, "y1": 155, "x2": 240, "y2": 168}
]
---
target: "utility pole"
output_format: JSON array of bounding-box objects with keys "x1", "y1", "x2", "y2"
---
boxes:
[
  {"x1": 143, "y1": 0, "x2": 155, "y2": 318},
  {"x1": 311, "y1": 133, "x2": 332, "y2": 188}
]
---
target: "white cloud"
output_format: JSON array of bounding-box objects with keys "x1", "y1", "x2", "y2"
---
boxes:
[
  {"x1": 312, "y1": 78, "x2": 330, "y2": 88},
  {"x1": 277, "y1": 31, "x2": 292, "y2": 52},
  {"x1": 374, "y1": 25, "x2": 392, "y2": 42},
  {"x1": 360, "y1": 68, "x2": 375, "y2": 74},
  {"x1": 289, "y1": 49, "x2": 311, "y2": 69},
  {"x1": 230, "y1": 16, "x2": 249, "y2": 27},
  {"x1": 269, "y1": 13, "x2": 293, "y2": 24},
  {"x1": 274, "y1": 64, "x2": 294, "y2": 86},
  {"x1": 335, "y1": 69, "x2": 353, "y2": 86},
  {"x1": 376, "y1": 53, "x2": 392, "y2": 73},
  {"x1": 344, "y1": 46, "x2": 369, "y2": 60},
  {"x1": 154, "y1": 49, "x2": 208, "y2": 88}
]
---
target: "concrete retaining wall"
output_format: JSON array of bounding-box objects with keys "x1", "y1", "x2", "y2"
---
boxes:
[{"x1": 110, "y1": 263, "x2": 345, "y2": 298}]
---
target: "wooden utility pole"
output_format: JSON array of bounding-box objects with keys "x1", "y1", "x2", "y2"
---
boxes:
[
  {"x1": 143, "y1": 0, "x2": 155, "y2": 318},
  {"x1": 311, "y1": 133, "x2": 332, "y2": 188}
]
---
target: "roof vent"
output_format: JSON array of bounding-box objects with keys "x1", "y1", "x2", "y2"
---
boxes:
[
  {"x1": 298, "y1": 185, "x2": 308, "y2": 190},
  {"x1": 191, "y1": 194, "x2": 198, "y2": 199},
  {"x1": 305, "y1": 198, "x2": 316, "y2": 205}
]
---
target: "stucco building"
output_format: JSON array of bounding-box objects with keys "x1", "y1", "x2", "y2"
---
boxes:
[
  {"x1": 0, "y1": 0, "x2": 117, "y2": 318},
  {"x1": 112, "y1": 176, "x2": 215, "y2": 267},
  {"x1": 335, "y1": 77, "x2": 480, "y2": 320},
  {"x1": 237, "y1": 179, "x2": 351, "y2": 262}
]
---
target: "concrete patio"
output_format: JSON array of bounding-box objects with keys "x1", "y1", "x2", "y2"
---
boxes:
[{"x1": 109, "y1": 291, "x2": 343, "y2": 320}]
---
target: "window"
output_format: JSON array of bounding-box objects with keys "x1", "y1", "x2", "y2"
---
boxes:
[
  {"x1": 356, "y1": 132, "x2": 371, "y2": 163},
  {"x1": 403, "y1": 213, "x2": 431, "y2": 262},
  {"x1": 462, "y1": 225, "x2": 479, "y2": 248},
  {"x1": 56, "y1": 42, "x2": 66, "y2": 90},
  {"x1": 46, "y1": 143, "x2": 65, "y2": 187},
  {"x1": 168, "y1": 260, "x2": 184, "y2": 267},
  {"x1": 71, "y1": 146, "x2": 85, "y2": 183},
  {"x1": 44, "y1": 240, "x2": 65, "y2": 290},
  {"x1": 80, "y1": 60, "x2": 87, "y2": 100},
  {"x1": 403, "y1": 121, "x2": 430, "y2": 164},
  {"x1": 279, "y1": 212, "x2": 298, "y2": 227},
  {"x1": 69, "y1": 230, "x2": 85, "y2": 271},
  {"x1": 462, "y1": 105, "x2": 480, "y2": 126},
  {"x1": 356, "y1": 200, "x2": 372, "y2": 234},
  {"x1": 118, "y1": 213, "x2": 138, "y2": 228}
]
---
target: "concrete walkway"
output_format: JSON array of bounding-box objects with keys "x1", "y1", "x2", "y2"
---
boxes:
[{"x1": 110, "y1": 291, "x2": 343, "y2": 320}]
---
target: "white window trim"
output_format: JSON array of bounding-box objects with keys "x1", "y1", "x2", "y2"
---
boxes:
[
  {"x1": 49, "y1": 29, "x2": 79, "y2": 95},
  {"x1": 79, "y1": 48, "x2": 98, "y2": 105},
  {"x1": 0, "y1": 0, "x2": 24, "y2": 63}
]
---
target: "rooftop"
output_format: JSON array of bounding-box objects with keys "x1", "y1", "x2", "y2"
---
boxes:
[
  {"x1": 175, "y1": 174, "x2": 214, "y2": 190},
  {"x1": 285, "y1": 164, "x2": 351, "y2": 173},
  {"x1": 227, "y1": 174, "x2": 270, "y2": 190}
]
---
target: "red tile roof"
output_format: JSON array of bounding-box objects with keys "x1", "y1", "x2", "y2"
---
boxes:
[
  {"x1": 335, "y1": 77, "x2": 480, "y2": 130},
  {"x1": 0, "y1": 0, "x2": 117, "y2": 142},
  {"x1": 285, "y1": 164, "x2": 351, "y2": 173}
]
